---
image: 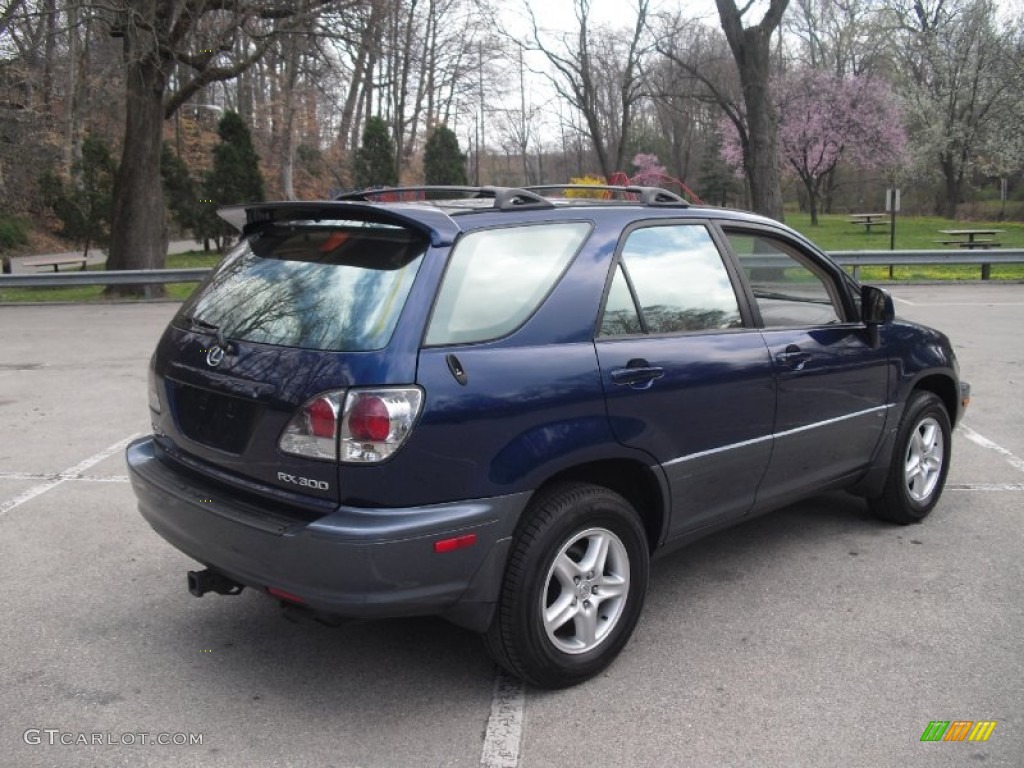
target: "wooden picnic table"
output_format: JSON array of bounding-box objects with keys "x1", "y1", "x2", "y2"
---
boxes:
[
  {"x1": 847, "y1": 213, "x2": 889, "y2": 233},
  {"x1": 936, "y1": 229, "x2": 1005, "y2": 280},
  {"x1": 21, "y1": 254, "x2": 89, "y2": 272},
  {"x1": 936, "y1": 229, "x2": 1003, "y2": 249}
]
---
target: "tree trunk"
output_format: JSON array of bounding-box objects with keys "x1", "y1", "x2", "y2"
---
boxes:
[
  {"x1": 63, "y1": 0, "x2": 79, "y2": 173},
  {"x1": 43, "y1": 0, "x2": 57, "y2": 110},
  {"x1": 106, "y1": 50, "x2": 167, "y2": 293},
  {"x1": 938, "y1": 152, "x2": 964, "y2": 218},
  {"x1": 237, "y1": 49, "x2": 254, "y2": 124},
  {"x1": 802, "y1": 173, "x2": 821, "y2": 226},
  {"x1": 280, "y1": 32, "x2": 300, "y2": 200},
  {"x1": 739, "y1": 47, "x2": 784, "y2": 221},
  {"x1": 716, "y1": 0, "x2": 788, "y2": 222}
]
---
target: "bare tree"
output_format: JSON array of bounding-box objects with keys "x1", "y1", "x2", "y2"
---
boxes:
[
  {"x1": 516, "y1": 0, "x2": 651, "y2": 180},
  {"x1": 649, "y1": 18, "x2": 742, "y2": 190},
  {"x1": 786, "y1": 0, "x2": 888, "y2": 77}
]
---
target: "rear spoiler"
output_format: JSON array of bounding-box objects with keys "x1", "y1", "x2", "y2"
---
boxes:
[{"x1": 217, "y1": 201, "x2": 461, "y2": 248}]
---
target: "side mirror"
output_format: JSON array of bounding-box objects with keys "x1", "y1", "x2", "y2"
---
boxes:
[{"x1": 861, "y1": 285, "x2": 894, "y2": 348}]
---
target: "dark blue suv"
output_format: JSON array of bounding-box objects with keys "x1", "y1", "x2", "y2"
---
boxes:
[{"x1": 127, "y1": 186, "x2": 969, "y2": 688}]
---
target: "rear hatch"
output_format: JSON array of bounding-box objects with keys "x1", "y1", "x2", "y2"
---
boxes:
[{"x1": 149, "y1": 203, "x2": 451, "y2": 503}]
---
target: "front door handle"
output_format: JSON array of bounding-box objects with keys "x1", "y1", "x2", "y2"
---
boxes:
[
  {"x1": 610, "y1": 359, "x2": 665, "y2": 388},
  {"x1": 775, "y1": 344, "x2": 812, "y2": 370}
]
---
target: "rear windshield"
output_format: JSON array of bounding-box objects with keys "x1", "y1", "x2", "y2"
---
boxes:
[{"x1": 175, "y1": 221, "x2": 429, "y2": 352}]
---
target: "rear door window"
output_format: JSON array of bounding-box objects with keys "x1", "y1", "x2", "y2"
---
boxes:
[
  {"x1": 599, "y1": 224, "x2": 743, "y2": 336},
  {"x1": 425, "y1": 222, "x2": 591, "y2": 345},
  {"x1": 175, "y1": 221, "x2": 429, "y2": 351}
]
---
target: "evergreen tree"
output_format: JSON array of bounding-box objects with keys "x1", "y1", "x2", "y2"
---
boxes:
[
  {"x1": 39, "y1": 134, "x2": 116, "y2": 259},
  {"x1": 200, "y1": 111, "x2": 266, "y2": 251},
  {"x1": 423, "y1": 125, "x2": 467, "y2": 186},
  {"x1": 160, "y1": 144, "x2": 199, "y2": 238},
  {"x1": 353, "y1": 116, "x2": 398, "y2": 188},
  {"x1": 699, "y1": 132, "x2": 741, "y2": 208}
]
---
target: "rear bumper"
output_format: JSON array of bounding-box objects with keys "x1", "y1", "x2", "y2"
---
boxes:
[{"x1": 126, "y1": 438, "x2": 526, "y2": 631}]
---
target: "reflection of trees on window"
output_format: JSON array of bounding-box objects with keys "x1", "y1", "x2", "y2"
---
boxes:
[
  {"x1": 601, "y1": 309, "x2": 644, "y2": 337},
  {"x1": 176, "y1": 226, "x2": 426, "y2": 352},
  {"x1": 602, "y1": 225, "x2": 743, "y2": 337},
  {"x1": 643, "y1": 306, "x2": 734, "y2": 334}
]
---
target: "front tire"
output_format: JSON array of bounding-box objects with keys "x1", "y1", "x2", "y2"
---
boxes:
[
  {"x1": 485, "y1": 482, "x2": 649, "y2": 689},
  {"x1": 870, "y1": 391, "x2": 951, "y2": 524}
]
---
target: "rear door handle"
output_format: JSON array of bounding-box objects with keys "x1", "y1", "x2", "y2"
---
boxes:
[
  {"x1": 775, "y1": 345, "x2": 812, "y2": 370},
  {"x1": 610, "y1": 362, "x2": 665, "y2": 387}
]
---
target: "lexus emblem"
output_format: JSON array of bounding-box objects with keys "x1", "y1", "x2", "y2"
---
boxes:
[{"x1": 205, "y1": 345, "x2": 225, "y2": 367}]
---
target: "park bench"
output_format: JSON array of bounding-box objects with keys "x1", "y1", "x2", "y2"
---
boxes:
[{"x1": 21, "y1": 255, "x2": 89, "y2": 272}]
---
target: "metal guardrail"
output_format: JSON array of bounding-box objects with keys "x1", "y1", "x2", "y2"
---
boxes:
[
  {"x1": 0, "y1": 267, "x2": 209, "y2": 289},
  {"x1": 829, "y1": 249, "x2": 1024, "y2": 280},
  {"x1": 1, "y1": 250, "x2": 1023, "y2": 291}
]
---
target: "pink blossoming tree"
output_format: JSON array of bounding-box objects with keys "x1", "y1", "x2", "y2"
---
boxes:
[
  {"x1": 721, "y1": 70, "x2": 907, "y2": 225},
  {"x1": 630, "y1": 153, "x2": 669, "y2": 186}
]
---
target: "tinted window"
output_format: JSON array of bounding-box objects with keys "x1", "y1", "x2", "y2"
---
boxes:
[
  {"x1": 600, "y1": 264, "x2": 643, "y2": 336},
  {"x1": 726, "y1": 232, "x2": 842, "y2": 327},
  {"x1": 175, "y1": 221, "x2": 428, "y2": 351},
  {"x1": 425, "y1": 222, "x2": 591, "y2": 345},
  {"x1": 600, "y1": 224, "x2": 742, "y2": 336}
]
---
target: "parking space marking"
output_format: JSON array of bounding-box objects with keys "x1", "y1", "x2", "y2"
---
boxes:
[
  {"x1": 905, "y1": 302, "x2": 1024, "y2": 307},
  {"x1": 960, "y1": 424, "x2": 1024, "y2": 474},
  {"x1": 0, "y1": 434, "x2": 139, "y2": 518},
  {"x1": 948, "y1": 484, "x2": 1024, "y2": 491},
  {"x1": 0, "y1": 472, "x2": 130, "y2": 483},
  {"x1": 480, "y1": 671, "x2": 525, "y2": 768}
]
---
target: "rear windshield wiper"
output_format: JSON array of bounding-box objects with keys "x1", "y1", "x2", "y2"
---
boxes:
[{"x1": 183, "y1": 315, "x2": 233, "y2": 352}]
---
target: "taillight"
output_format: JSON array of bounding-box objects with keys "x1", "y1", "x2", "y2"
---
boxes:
[
  {"x1": 305, "y1": 398, "x2": 337, "y2": 438},
  {"x1": 340, "y1": 388, "x2": 423, "y2": 463},
  {"x1": 148, "y1": 365, "x2": 162, "y2": 414},
  {"x1": 279, "y1": 392, "x2": 343, "y2": 460},
  {"x1": 278, "y1": 387, "x2": 422, "y2": 463}
]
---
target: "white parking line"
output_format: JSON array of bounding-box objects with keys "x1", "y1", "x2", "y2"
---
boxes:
[
  {"x1": 959, "y1": 424, "x2": 1024, "y2": 474},
  {"x1": 480, "y1": 670, "x2": 526, "y2": 768},
  {"x1": 906, "y1": 302, "x2": 1024, "y2": 307},
  {"x1": 0, "y1": 472, "x2": 130, "y2": 483},
  {"x1": 948, "y1": 484, "x2": 1024, "y2": 491},
  {"x1": 0, "y1": 435, "x2": 139, "y2": 518}
]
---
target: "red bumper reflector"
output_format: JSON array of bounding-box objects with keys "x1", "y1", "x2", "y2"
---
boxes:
[
  {"x1": 267, "y1": 586, "x2": 306, "y2": 604},
  {"x1": 433, "y1": 533, "x2": 477, "y2": 554}
]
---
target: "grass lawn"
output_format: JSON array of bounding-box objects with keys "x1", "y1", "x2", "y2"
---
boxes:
[
  {"x1": 785, "y1": 213, "x2": 1024, "y2": 282},
  {"x1": 785, "y1": 212, "x2": 1024, "y2": 251}
]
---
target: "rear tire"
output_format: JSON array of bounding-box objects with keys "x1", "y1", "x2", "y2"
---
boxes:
[
  {"x1": 484, "y1": 482, "x2": 649, "y2": 689},
  {"x1": 870, "y1": 391, "x2": 951, "y2": 524}
]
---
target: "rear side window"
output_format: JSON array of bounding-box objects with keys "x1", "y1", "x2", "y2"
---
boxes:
[
  {"x1": 175, "y1": 221, "x2": 428, "y2": 352},
  {"x1": 425, "y1": 222, "x2": 591, "y2": 345}
]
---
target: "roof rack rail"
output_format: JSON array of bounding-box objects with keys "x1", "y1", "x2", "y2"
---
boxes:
[
  {"x1": 334, "y1": 186, "x2": 554, "y2": 211},
  {"x1": 524, "y1": 184, "x2": 689, "y2": 207}
]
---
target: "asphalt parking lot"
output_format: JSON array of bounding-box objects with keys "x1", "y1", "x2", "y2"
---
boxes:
[{"x1": 1, "y1": 283, "x2": 1021, "y2": 768}]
